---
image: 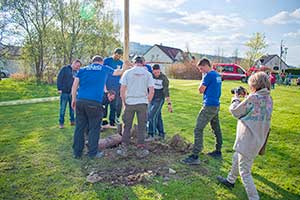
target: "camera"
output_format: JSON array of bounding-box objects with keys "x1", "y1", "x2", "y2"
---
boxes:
[{"x1": 231, "y1": 86, "x2": 247, "y2": 96}]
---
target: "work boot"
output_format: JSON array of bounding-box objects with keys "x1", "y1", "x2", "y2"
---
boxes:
[
  {"x1": 181, "y1": 154, "x2": 200, "y2": 165},
  {"x1": 217, "y1": 176, "x2": 234, "y2": 189}
]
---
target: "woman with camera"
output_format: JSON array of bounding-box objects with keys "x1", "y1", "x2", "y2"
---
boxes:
[{"x1": 217, "y1": 72, "x2": 273, "y2": 200}]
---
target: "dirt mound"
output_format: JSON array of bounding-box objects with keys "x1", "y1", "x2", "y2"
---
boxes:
[{"x1": 84, "y1": 134, "x2": 201, "y2": 186}]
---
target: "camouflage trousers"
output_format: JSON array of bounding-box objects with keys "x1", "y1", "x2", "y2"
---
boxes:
[{"x1": 192, "y1": 106, "x2": 222, "y2": 155}]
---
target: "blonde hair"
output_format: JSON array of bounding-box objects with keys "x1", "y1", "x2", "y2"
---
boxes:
[{"x1": 248, "y1": 72, "x2": 271, "y2": 91}]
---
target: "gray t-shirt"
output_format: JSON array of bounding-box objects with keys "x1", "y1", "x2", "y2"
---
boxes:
[{"x1": 120, "y1": 66, "x2": 154, "y2": 105}]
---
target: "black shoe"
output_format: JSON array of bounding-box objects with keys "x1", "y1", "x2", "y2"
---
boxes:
[
  {"x1": 181, "y1": 154, "x2": 200, "y2": 165},
  {"x1": 207, "y1": 150, "x2": 222, "y2": 158},
  {"x1": 217, "y1": 176, "x2": 234, "y2": 189}
]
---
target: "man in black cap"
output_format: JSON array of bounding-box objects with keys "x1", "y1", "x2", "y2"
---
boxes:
[{"x1": 103, "y1": 48, "x2": 124, "y2": 126}]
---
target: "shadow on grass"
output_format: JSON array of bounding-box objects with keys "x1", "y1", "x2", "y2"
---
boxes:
[{"x1": 254, "y1": 173, "x2": 300, "y2": 200}]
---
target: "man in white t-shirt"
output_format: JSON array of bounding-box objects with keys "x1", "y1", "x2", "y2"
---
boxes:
[{"x1": 118, "y1": 56, "x2": 155, "y2": 157}]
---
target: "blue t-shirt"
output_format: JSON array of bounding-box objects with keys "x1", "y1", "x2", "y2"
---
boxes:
[
  {"x1": 144, "y1": 64, "x2": 152, "y2": 73},
  {"x1": 104, "y1": 57, "x2": 123, "y2": 92},
  {"x1": 202, "y1": 70, "x2": 222, "y2": 106},
  {"x1": 76, "y1": 63, "x2": 114, "y2": 103}
]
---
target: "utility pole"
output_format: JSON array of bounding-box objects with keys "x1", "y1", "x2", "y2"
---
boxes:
[
  {"x1": 124, "y1": 0, "x2": 129, "y2": 61},
  {"x1": 280, "y1": 40, "x2": 284, "y2": 72}
]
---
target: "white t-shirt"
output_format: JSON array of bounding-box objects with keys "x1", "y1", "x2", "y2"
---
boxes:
[{"x1": 120, "y1": 66, "x2": 154, "y2": 105}]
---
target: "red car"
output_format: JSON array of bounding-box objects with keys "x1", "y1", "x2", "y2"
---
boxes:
[{"x1": 212, "y1": 63, "x2": 247, "y2": 82}]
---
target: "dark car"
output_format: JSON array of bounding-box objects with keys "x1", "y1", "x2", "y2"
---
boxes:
[{"x1": 0, "y1": 67, "x2": 10, "y2": 78}]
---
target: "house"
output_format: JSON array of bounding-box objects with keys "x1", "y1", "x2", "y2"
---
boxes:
[
  {"x1": 255, "y1": 54, "x2": 289, "y2": 72},
  {"x1": 143, "y1": 44, "x2": 184, "y2": 73},
  {"x1": 0, "y1": 45, "x2": 23, "y2": 74}
]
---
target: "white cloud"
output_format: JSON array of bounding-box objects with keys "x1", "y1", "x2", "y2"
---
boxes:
[
  {"x1": 284, "y1": 29, "x2": 300, "y2": 38},
  {"x1": 263, "y1": 8, "x2": 300, "y2": 25},
  {"x1": 168, "y1": 11, "x2": 245, "y2": 32}
]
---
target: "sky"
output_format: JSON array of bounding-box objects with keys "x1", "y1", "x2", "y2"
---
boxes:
[{"x1": 109, "y1": 0, "x2": 300, "y2": 66}]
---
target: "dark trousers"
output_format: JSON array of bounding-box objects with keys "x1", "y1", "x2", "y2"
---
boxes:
[
  {"x1": 109, "y1": 94, "x2": 122, "y2": 125},
  {"x1": 59, "y1": 93, "x2": 74, "y2": 125},
  {"x1": 122, "y1": 104, "x2": 147, "y2": 145},
  {"x1": 73, "y1": 99, "x2": 103, "y2": 157},
  {"x1": 192, "y1": 106, "x2": 222, "y2": 155},
  {"x1": 147, "y1": 98, "x2": 165, "y2": 137}
]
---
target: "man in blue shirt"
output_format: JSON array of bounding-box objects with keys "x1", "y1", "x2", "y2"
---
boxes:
[
  {"x1": 182, "y1": 58, "x2": 223, "y2": 165},
  {"x1": 104, "y1": 48, "x2": 123, "y2": 126},
  {"x1": 57, "y1": 59, "x2": 81, "y2": 129},
  {"x1": 71, "y1": 55, "x2": 129, "y2": 159}
]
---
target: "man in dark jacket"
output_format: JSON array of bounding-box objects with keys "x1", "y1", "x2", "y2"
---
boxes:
[
  {"x1": 57, "y1": 59, "x2": 81, "y2": 129},
  {"x1": 147, "y1": 64, "x2": 172, "y2": 140}
]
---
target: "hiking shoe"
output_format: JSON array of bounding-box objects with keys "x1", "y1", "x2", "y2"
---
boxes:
[
  {"x1": 217, "y1": 176, "x2": 234, "y2": 189},
  {"x1": 181, "y1": 155, "x2": 200, "y2": 165},
  {"x1": 207, "y1": 150, "x2": 222, "y2": 158},
  {"x1": 116, "y1": 146, "x2": 128, "y2": 157},
  {"x1": 136, "y1": 148, "x2": 149, "y2": 158},
  {"x1": 59, "y1": 124, "x2": 64, "y2": 129}
]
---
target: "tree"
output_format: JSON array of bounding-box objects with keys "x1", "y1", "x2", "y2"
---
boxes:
[
  {"x1": 1, "y1": 0, "x2": 55, "y2": 82},
  {"x1": 242, "y1": 32, "x2": 267, "y2": 69},
  {"x1": 0, "y1": 0, "x2": 121, "y2": 82}
]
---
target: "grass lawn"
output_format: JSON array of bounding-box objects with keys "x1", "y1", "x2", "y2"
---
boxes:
[
  {"x1": 0, "y1": 79, "x2": 299, "y2": 199},
  {"x1": 0, "y1": 78, "x2": 57, "y2": 101}
]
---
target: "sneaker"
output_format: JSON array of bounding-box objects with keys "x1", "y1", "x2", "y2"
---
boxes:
[
  {"x1": 59, "y1": 124, "x2": 64, "y2": 129},
  {"x1": 207, "y1": 150, "x2": 222, "y2": 158},
  {"x1": 136, "y1": 148, "x2": 149, "y2": 158},
  {"x1": 89, "y1": 151, "x2": 104, "y2": 159},
  {"x1": 181, "y1": 154, "x2": 200, "y2": 165},
  {"x1": 116, "y1": 146, "x2": 128, "y2": 157},
  {"x1": 217, "y1": 176, "x2": 234, "y2": 189},
  {"x1": 145, "y1": 136, "x2": 155, "y2": 142}
]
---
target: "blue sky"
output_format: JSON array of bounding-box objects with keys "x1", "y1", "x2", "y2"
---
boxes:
[{"x1": 110, "y1": 0, "x2": 300, "y2": 66}]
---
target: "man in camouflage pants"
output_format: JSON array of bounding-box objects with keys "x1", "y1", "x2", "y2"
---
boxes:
[{"x1": 182, "y1": 58, "x2": 223, "y2": 165}]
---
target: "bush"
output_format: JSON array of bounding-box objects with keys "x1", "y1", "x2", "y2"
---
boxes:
[
  {"x1": 168, "y1": 61, "x2": 202, "y2": 80},
  {"x1": 10, "y1": 73, "x2": 33, "y2": 81},
  {"x1": 285, "y1": 68, "x2": 300, "y2": 75}
]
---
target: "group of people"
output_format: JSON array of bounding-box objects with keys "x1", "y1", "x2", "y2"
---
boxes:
[
  {"x1": 57, "y1": 51, "x2": 273, "y2": 200},
  {"x1": 57, "y1": 48, "x2": 173, "y2": 158}
]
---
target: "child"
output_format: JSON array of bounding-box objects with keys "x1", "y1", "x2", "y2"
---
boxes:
[{"x1": 217, "y1": 72, "x2": 273, "y2": 200}]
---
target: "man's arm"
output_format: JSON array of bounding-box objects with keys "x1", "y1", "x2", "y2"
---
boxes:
[
  {"x1": 112, "y1": 61, "x2": 132, "y2": 76},
  {"x1": 148, "y1": 86, "x2": 154, "y2": 102},
  {"x1": 198, "y1": 84, "x2": 207, "y2": 94},
  {"x1": 120, "y1": 85, "x2": 127, "y2": 107},
  {"x1": 57, "y1": 67, "x2": 64, "y2": 94},
  {"x1": 71, "y1": 77, "x2": 79, "y2": 110}
]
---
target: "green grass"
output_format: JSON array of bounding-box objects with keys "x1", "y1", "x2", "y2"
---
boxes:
[
  {"x1": 0, "y1": 79, "x2": 299, "y2": 199},
  {"x1": 0, "y1": 79, "x2": 57, "y2": 101}
]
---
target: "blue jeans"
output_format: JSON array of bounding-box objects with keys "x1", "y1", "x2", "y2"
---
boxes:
[
  {"x1": 59, "y1": 93, "x2": 74, "y2": 125},
  {"x1": 147, "y1": 98, "x2": 165, "y2": 138},
  {"x1": 73, "y1": 99, "x2": 103, "y2": 158}
]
